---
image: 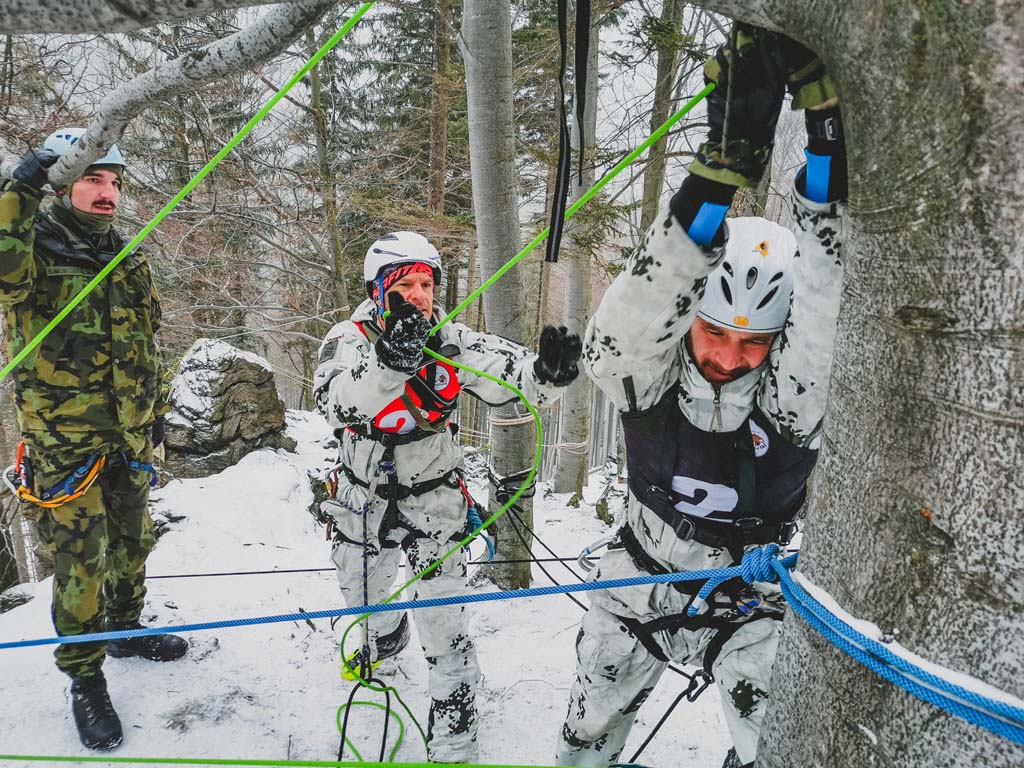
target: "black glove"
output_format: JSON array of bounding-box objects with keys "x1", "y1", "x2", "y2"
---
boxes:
[
  {"x1": 689, "y1": 23, "x2": 787, "y2": 189},
  {"x1": 9, "y1": 148, "x2": 60, "y2": 196},
  {"x1": 534, "y1": 325, "x2": 582, "y2": 387},
  {"x1": 375, "y1": 292, "x2": 431, "y2": 374},
  {"x1": 151, "y1": 415, "x2": 166, "y2": 449}
]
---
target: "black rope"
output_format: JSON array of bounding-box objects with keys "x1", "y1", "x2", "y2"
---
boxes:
[
  {"x1": 496, "y1": 505, "x2": 700, "y2": 693},
  {"x1": 337, "y1": 675, "x2": 392, "y2": 762},
  {"x1": 146, "y1": 558, "x2": 582, "y2": 580},
  {"x1": 503, "y1": 504, "x2": 588, "y2": 611}
]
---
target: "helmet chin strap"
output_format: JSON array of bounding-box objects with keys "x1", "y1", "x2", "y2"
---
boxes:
[{"x1": 374, "y1": 274, "x2": 388, "y2": 320}]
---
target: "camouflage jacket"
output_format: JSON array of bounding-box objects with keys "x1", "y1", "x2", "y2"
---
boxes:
[{"x1": 0, "y1": 186, "x2": 167, "y2": 470}]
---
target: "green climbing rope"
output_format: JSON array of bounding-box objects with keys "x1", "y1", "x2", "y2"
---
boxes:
[{"x1": 334, "y1": 83, "x2": 715, "y2": 757}]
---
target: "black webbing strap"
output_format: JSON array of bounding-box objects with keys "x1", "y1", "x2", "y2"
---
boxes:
[
  {"x1": 574, "y1": 0, "x2": 591, "y2": 182},
  {"x1": 546, "y1": 0, "x2": 572, "y2": 264},
  {"x1": 701, "y1": 611, "x2": 782, "y2": 677},
  {"x1": 341, "y1": 462, "x2": 458, "y2": 502}
]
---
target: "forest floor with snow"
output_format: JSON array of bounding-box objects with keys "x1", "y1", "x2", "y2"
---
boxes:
[{"x1": 0, "y1": 411, "x2": 728, "y2": 767}]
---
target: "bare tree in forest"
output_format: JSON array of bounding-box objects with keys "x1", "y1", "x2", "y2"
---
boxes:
[
  {"x1": 460, "y1": 0, "x2": 537, "y2": 589},
  {"x1": 550, "y1": 13, "x2": 599, "y2": 495}
]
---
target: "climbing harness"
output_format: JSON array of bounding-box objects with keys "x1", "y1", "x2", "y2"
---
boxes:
[
  {"x1": 2, "y1": 441, "x2": 162, "y2": 510},
  {"x1": 0, "y1": 8, "x2": 717, "y2": 754},
  {"x1": 2, "y1": 442, "x2": 106, "y2": 509},
  {"x1": 577, "y1": 534, "x2": 614, "y2": 572}
]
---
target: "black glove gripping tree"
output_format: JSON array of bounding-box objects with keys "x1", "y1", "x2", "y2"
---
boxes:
[
  {"x1": 374, "y1": 292, "x2": 432, "y2": 375},
  {"x1": 534, "y1": 325, "x2": 582, "y2": 387},
  {"x1": 6, "y1": 148, "x2": 60, "y2": 196}
]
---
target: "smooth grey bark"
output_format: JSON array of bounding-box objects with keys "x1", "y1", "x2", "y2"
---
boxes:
[
  {"x1": 0, "y1": 0, "x2": 287, "y2": 35},
  {"x1": 460, "y1": 0, "x2": 535, "y2": 589},
  {"x1": 551, "y1": 15, "x2": 599, "y2": 495},
  {"x1": 683, "y1": 2, "x2": 1024, "y2": 766},
  {"x1": 1, "y1": 0, "x2": 336, "y2": 185}
]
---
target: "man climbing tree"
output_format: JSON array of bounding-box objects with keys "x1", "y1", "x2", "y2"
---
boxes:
[
  {"x1": 0, "y1": 128, "x2": 188, "y2": 751},
  {"x1": 556, "y1": 26, "x2": 846, "y2": 768},
  {"x1": 313, "y1": 230, "x2": 581, "y2": 764}
]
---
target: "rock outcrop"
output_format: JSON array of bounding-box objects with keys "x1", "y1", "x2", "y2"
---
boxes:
[{"x1": 164, "y1": 339, "x2": 296, "y2": 478}]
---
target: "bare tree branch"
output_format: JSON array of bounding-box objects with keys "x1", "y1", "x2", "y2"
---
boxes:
[
  {"x1": 1, "y1": 0, "x2": 337, "y2": 183},
  {"x1": 0, "y1": 0, "x2": 292, "y2": 36}
]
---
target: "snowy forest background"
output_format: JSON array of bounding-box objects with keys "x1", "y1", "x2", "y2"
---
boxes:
[
  {"x1": 2, "y1": 1, "x2": 1021, "y2": 766},
  {"x1": 0, "y1": 0, "x2": 809, "y2": 591}
]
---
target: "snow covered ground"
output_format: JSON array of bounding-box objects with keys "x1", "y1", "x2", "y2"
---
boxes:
[{"x1": 0, "y1": 411, "x2": 728, "y2": 767}]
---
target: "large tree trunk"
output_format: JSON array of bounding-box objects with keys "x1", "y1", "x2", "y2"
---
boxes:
[
  {"x1": 460, "y1": 0, "x2": 535, "y2": 589},
  {"x1": 685, "y1": 2, "x2": 1024, "y2": 766},
  {"x1": 551, "y1": 16, "x2": 600, "y2": 495}
]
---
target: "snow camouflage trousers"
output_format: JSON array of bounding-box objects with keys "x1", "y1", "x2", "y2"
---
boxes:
[
  {"x1": 555, "y1": 579, "x2": 782, "y2": 766},
  {"x1": 33, "y1": 455, "x2": 155, "y2": 679},
  {"x1": 332, "y1": 509, "x2": 480, "y2": 764}
]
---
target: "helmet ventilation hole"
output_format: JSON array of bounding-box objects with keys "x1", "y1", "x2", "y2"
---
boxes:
[
  {"x1": 757, "y1": 286, "x2": 779, "y2": 310},
  {"x1": 746, "y1": 267, "x2": 758, "y2": 289},
  {"x1": 720, "y1": 277, "x2": 733, "y2": 305}
]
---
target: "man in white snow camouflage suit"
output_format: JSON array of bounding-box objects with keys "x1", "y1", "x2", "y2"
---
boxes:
[
  {"x1": 555, "y1": 25, "x2": 847, "y2": 768},
  {"x1": 314, "y1": 231, "x2": 581, "y2": 763}
]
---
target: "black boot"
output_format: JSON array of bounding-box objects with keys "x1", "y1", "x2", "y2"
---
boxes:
[
  {"x1": 70, "y1": 673, "x2": 123, "y2": 750},
  {"x1": 721, "y1": 747, "x2": 753, "y2": 768},
  {"x1": 106, "y1": 623, "x2": 188, "y2": 662},
  {"x1": 376, "y1": 613, "x2": 410, "y2": 660}
]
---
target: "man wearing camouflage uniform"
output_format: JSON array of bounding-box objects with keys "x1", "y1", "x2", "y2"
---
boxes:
[
  {"x1": 556, "y1": 27, "x2": 847, "y2": 768},
  {"x1": 0, "y1": 128, "x2": 187, "y2": 751},
  {"x1": 315, "y1": 231, "x2": 582, "y2": 763}
]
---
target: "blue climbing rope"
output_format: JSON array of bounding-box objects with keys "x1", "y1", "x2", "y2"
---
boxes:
[
  {"x1": 771, "y1": 561, "x2": 1024, "y2": 744},
  {"x1": 5, "y1": 544, "x2": 1022, "y2": 745}
]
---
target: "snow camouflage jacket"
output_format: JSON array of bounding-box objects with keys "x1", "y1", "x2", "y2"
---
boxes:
[
  {"x1": 315, "y1": 298, "x2": 566, "y2": 544},
  {"x1": 582, "y1": 184, "x2": 844, "y2": 623},
  {"x1": 0, "y1": 187, "x2": 167, "y2": 472}
]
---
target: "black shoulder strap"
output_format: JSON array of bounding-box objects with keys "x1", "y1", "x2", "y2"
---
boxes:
[{"x1": 733, "y1": 418, "x2": 758, "y2": 518}]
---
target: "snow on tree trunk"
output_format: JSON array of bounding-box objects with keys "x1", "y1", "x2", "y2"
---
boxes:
[
  {"x1": 460, "y1": 0, "x2": 535, "y2": 589},
  {"x1": 551, "y1": 17, "x2": 600, "y2": 495},
  {"x1": 686, "y1": 2, "x2": 1024, "y2": 765}
]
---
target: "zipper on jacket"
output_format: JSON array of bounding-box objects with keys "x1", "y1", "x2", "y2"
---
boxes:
[{"x1": 712, "y1": 387, "x2": 722, "y2": 432}]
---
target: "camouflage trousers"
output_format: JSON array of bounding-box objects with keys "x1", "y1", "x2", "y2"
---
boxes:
[
  {"x1": 555, "y1": 602, "x2": 781, "y2": 766},
  {"x1": 32, "y1": 452, "x2": 155, "y2": 680},
  {"x1": 331, "y1": 506, "x2": 480, "y2": 764}
]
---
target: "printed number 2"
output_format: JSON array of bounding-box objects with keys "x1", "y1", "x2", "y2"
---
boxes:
[{"x1": 670, "y1": 476, "x2": 738, "y2": 518}]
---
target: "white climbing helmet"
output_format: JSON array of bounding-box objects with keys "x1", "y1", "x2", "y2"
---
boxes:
[
  {"x1": 42, "y1": 127, "x2": 126, "y2": 169},
  {"x1": 697, "y1": 217, "x2": 796, "y2": 333},
  {"x1": 363, "y1": 231, "x2": 442, "y2": 294}
]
